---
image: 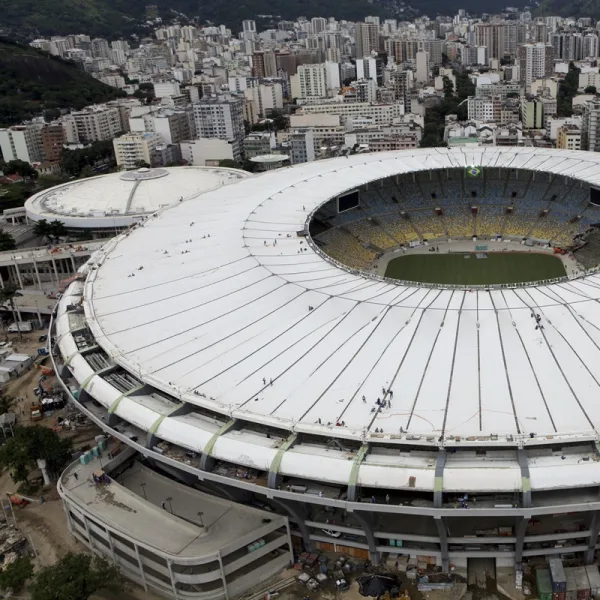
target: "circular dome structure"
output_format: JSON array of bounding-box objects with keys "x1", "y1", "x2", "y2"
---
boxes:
[
  {"x1": 25, "y1": 166, "x2": 250, "y2": 230},
  {"x1": 79, "y1": 147, "x2": 600, "y2": 444}
]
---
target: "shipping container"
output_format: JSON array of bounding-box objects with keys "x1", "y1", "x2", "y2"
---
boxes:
[
  {"x1": 574, "y1": 566, "x2": 591, "y2": 600},
  {"x1": 566, "y1": 567, "x2": 577, "y2": 600},
  {"x1": 549, "y1": 558, "x2": 567, "y2": 593},
  {"x1": 538, "y1": 569, "x2": 554, "y2": 600},
  {"x1": 584, "y1": 565, "x2": 600, "y2": 597}
]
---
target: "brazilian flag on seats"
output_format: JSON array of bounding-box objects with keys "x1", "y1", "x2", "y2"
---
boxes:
[{"x1": 466, "y1": 166, "x2": 482, "y2": 178}]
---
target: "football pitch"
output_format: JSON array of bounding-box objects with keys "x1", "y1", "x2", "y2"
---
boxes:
[{"x1": 384, "y1": 252, "x2": 566, "y2": 285}]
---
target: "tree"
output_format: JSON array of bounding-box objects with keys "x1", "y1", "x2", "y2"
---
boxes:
[
  {"x1": 0, "y1": 230, "x2": 16, "y2": 251},
  {"x1": 133, "y1": 160, "x2": 151, "y2": 169},
  {"x1": 5, "y1": 160, "x2": 37, "y2": 179},
  {"x1": 48, "y1": 220, "x2": 67, "y2": 242},
  {"x1": 585, "y1": 85, "x2": 597, "y2": 94},
  {"x1": 33, "y1": 219, "x2": 52, "y2": 241},
  {"x1": 30, "y1": 553, "x2": 121, "y2": 600},
  {"x1": 0, "y1": 285, "x2": 22, "y2": 341},
  {"x1": 0, "y1": 556, "x2": 33, "y2": 592},
  {"x1": 0, "y1": 396, "x2": 14, "y2": 415},
  {"x1": 0, "y1": 425, "x2": 72, "y2": 484}
]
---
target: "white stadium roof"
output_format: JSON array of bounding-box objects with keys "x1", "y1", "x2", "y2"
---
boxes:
[
  {"x1": 81, "y1": 147, "x2": 600, "y2": 447},
  {"x1": 25, "y1": 166, "x2": 249, "y2": 229}
]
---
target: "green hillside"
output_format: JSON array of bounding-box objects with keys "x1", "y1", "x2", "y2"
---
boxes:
[
  {"x1": 535, "y1": 0, "x2": 600, "y2": 20},
  {"x1": 0, "y1": 0, "x2": 527, "y2": 39},
  {"x1": 0, "y1": 39, "x2": 126, "y2": 126}
]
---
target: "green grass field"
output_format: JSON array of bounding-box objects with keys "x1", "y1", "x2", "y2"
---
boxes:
[{"x1": 384, "y1": 252, "x2": 566, "y2": 285}]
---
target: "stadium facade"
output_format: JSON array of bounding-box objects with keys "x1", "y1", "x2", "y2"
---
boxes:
[{"x1": 51, "y1": 148, "x2": 600, "y2": 598}]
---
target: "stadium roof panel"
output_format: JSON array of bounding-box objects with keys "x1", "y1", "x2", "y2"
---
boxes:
[
  {"x1": 82, "y1": 148, "x2": 600, "y2": 445},
  {"x1": 25, "y1": 166, "x2": 249, "y2": 229}
]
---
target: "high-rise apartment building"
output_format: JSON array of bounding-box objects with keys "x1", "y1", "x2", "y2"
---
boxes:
[
  {"x1": 0, "y1": 124, "x2": 43, "y2": 164},
  {"x1": 518, "y1": 43, "x2": 554, "y2": 86},
  {"x1": 244, "y1": 83, "x2": 284, "y2": 117},
  {"x1": 475, "y1": 22, "x2": 519, "y2": 59},
  {"x1": 355, "y1": 22, "x2": 379, "y2": 58},
  {"x1": 91, "y1": 38, "x2": 111, "y2": 59},
  {"x1": 41, "y1": 124, "x2": 66, "y2": 163},
  {"x1": 113, "y1": 132, "x2": 162, "y2": 170},
  {"x1": 290, "y1": 129, "x2": 315, "y2": 164},
  {"x1": 311, "y1": 17, "x2": 327, "y2": 34},
  {"x1": 295, "y1": 63, "x2": 328, "y2": 98},
  {"x1": 193, "y1": 97, "x2": 245, "y2": 158},
  {"x1": 582, "y1": 99, "x2": 600, "y2": 151},
  {"x1": 390, "y1": 69, "x2": 411, "y2": 107},
  {"x1": 252, "y1": 51, "x2": 278, "y2": 79},
  {"x1": 550, "y1": 32, "x2": 583, "y2": 61},
  {"x1": 65, "y1": 106, "x2": 123, "y2": 143}
]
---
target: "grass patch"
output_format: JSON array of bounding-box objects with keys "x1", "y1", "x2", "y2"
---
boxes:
[{"x1": 384, "y1": 252, "x2": 566, "y2": 285}]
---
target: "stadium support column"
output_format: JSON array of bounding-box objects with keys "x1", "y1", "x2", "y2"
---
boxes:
[
  {"x1": 347, "y1": 444, "x2": 369, "y2": 502},
  {"x1": 13, "y1": 264, "x2": 23, "y2": 290},
  {"x1": 517, "y1": 448, "x2": 532, "y2": 508},
  {"x1": 434, "y1": 449, "x2": 446, "y2": 508},
  {"x1": 199, "y1": 419, "x2": 240, "y2": 472},
  {"x1": 434, "y1": 516, "x2": 449, "y2": 572},
  {"x1": 271, "y1": 498, "x2": 314, "y2": 553},
  {"x1": 145, "y1": 402, "x2": 192, "y2": 450},
  {"x1": 32, "y1": 258, "x2": 42, "y2": 291},
  {"x1": 515, "y1": 516, "x2": 528, "y2": 567},
  {"x1": 585, "y1": 511, "x2": 600, "y2": 564},
  {"x1": 267, "y1": 433, "x2": 298, "y2": 489},
  {"x1": 352, "y1": 510, "x2": 380, "y2": 565}
]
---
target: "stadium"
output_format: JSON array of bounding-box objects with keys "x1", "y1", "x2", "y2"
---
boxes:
[{"x1": 51, "y1": 147, "x2": 600, "y2": 599}]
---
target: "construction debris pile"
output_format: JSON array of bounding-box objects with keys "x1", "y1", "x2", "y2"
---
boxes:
[
  {"x1": 0, "y1": 522, "x2": 28, "y2": 571},
  {"x1": 295, "y1": 553, "x2": 366, "y2": 592}
]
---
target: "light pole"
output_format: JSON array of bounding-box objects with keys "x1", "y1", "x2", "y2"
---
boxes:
[
  {"x1": 166, "y1": 496, "x2": 173, "y2": 514},
  {"x1": 197, "y1": 511, "x2": 204, "y2": 527},
  {"x1": 140, "y1": 482, "x2": 147, "y2": 500}
]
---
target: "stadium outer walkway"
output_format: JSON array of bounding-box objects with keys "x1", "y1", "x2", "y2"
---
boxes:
[{"x1": 372, "y1": 239, "x2": 583, "y2": 280}]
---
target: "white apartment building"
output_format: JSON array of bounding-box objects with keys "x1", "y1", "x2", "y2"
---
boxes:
[
  {"x1": 0, "y1": 124, "x2": 43, "y2": 164},
  {"x1": 180, "y1": 138, "x2": 238, "y2": 166},
  {"x1": 296, "y1": 101, "x2": 404, "y2": 125},
  {"x1": 130, "y1": 108, "x2": 195, "y2": 145},
  {"x1": 65, "y1": 106, "x2": 123, "y2": 143},
  {"x1": 356, "y1": 57, "x2": 377, "y2": 81},
  {"x1": 113, "y1": 132, "x2": 162, "y2": 169},
  {"x1": 325, "y1": 61, "x2": 341, "y2": 91},
  {"x1": 580, "y1": 70, "x2": 600, "y2": 90},
  {"x1": 416, "y1": 51, "x2": 430, "y2": 83},
  {"x1": 153, "y1": 81, "x2": 182, "y2": 98},
  {"x1": 294, "y1": 64, "x2": 328, "y2": 99},
  {"x1": 518, "y1": 43, "x2": 554, "y2": 87},
  {"x1": 290, "y1": 129, "x2": 315, "y2": 164},
  {"x1": 468, "y1": 96, "x2": 500, "y2": 122},
  {"x1": 244, "y1": 83, "x2": 284, "y2": 118}
]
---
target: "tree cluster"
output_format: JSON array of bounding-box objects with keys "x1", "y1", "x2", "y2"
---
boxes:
[
  {"x1": 33, "y1": 219, "x2": 68, "y2": 243},
  {"x1": 59, "y1": 139, "x2": 117, "y2": 177},
  {"x1": 0, "y1": 552, "x2": 121, "y2": 599},
  {"x1": 421, "y1": 71, "x2": 474, "y2": 148},
  {"x1": 0, "y1": 425, "x2": 72, "y2": 483},
  {"x1": 557, "y1": 62, "x2": 581, "y2": 118}
]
